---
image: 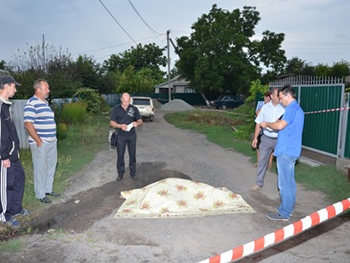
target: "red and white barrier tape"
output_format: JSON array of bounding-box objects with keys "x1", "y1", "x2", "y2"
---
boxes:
[
  {"x1": 304, "y1": 107, "x2": 350, "y2": 115},
  {"x1": 198, "y1": 198, "x2": 350, "y2": 263}
]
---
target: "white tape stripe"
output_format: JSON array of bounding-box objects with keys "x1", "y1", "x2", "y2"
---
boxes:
[
  {"x1": 242, "y1": 241, "x2": 255, "y2": 257},
  {"x1": 333, "y1": 202, "x2": 344, "y2": 215},
  {"x1": 318, "y1": 209, "x2": 329, "y2": 223},
  {"x1": 283, "y1": 224, "x2": 295, "y2": 239},
  {"x1": 264, "y1": 232, "x2": 275, "y2": 247},
  {"x1": 220, "y1": 250, "x2": 233, "y2": 263}
]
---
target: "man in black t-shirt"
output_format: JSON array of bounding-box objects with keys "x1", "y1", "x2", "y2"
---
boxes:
[{"x1": 110, "y1": 93, "x2": 143, "y2": 181}]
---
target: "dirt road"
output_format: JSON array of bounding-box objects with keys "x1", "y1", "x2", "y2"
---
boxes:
[{"x1": 1, "y1": 110, "x2": 349, "y2": 262}]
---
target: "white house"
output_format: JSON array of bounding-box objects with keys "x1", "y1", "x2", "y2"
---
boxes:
[{"x1": 154, "y1": 75, "x2": 193, "y2": 94}]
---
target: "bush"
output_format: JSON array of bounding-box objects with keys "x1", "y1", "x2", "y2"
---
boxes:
[
  {"x1": 74, "y1": 87, "x2": 104, "y2": 114},
  {"x1": 61, "y1": 101, "x2": 87, "y2": 124},
  {"x1": 56, "y1": 123, "x2": 69, "y2": 140}
]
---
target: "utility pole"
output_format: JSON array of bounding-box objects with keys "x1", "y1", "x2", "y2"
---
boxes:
[{"x1": 167, "y1": 30, "x2": 171, "y2": 102}]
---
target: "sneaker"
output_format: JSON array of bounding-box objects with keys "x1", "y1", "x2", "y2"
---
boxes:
[
  {"x1": 117, "y1": 174, "x2": 123, "y2": 181},
  {"x1": 250, "y1": 184, "x2": 262, "y2": 191},
  {"x1": 46, "y1": 191, "x2": 61, "y2": 197},
  {"x1": 39, "y1": 196, "x2": 52, "y2": 203},
  {"x1": 275, "y1": 208, "x2": 293, "y2": 217},
  {"x1": 130, "y1": 174, "x2": 137, "y2": 180},
  {"x1": 14, "y1": 209, "x2": 30, "y2": 217},
  {"x1": 267, "y1": 212, "x2": 289, "y2": 221},
  {"x1": 6, "y1": 217, "x2": 20, "y2": 227}
]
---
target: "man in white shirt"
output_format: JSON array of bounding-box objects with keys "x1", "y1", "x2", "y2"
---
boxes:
[{"x1": 250, "y1": 87, "x2": 285, "y2": 191}]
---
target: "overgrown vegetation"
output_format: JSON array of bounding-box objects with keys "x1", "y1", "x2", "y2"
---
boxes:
[{"x1": 0, "y1": 111, "x2": 110, "y2": 242}]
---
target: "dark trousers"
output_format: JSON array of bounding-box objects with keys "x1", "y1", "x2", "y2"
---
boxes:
[
  {"x1": 116, "y1": 134, "x2": 137, "y2": 176},
  {"x1": 0, "y1": 160, "x2": 25, "y2": 220}
]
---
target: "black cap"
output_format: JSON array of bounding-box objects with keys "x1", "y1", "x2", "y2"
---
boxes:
[{"x1": 0, "y1": 75, "x2": 21, "y2": 86}]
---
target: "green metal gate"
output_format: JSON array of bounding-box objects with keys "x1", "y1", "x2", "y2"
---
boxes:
[{"x1": 270, "y1": 76, "x2": 345, "y2": 158}]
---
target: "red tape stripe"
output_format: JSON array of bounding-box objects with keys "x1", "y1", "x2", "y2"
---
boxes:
[{"x1": 198, "y1": 198, "x2": 350, "y2": 263}]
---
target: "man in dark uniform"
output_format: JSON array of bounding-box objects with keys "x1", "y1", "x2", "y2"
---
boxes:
[
  {"x1": 0, "y1": 75, "x2": 29, "y2": 227},
  {"x1": 110, "y1": 93, "x2": 143, "y2": 181}
]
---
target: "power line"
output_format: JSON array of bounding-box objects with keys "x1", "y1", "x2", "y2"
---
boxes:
[
  {"x1": 98, "y1": 0, "x2": 137, "y2": 45},
  {"x1": 72, "y1": 34, "x2": 166, "y2": 57},
  {"x1": 127, "y1": 0, "x2": 162, "y2": 36}
]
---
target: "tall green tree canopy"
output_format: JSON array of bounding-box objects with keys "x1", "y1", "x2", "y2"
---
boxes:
[
  {"x1": 103, "y1": 43, "x2": 166, "y2": 75},
  {"x1": 175, "y1": 5, "x2": 286, "y2": 94}
]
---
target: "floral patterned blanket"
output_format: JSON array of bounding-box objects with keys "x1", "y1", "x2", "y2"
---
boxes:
[{"x1": 115, "y1": 178, "x2": 255, "y2": 218}]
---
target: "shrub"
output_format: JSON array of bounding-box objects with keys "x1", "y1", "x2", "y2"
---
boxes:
[
  {"x1": 74, "y1": 87, "x2": 104, "y2": 114},
  {"x1": 61, "y1": 101, "x2": 87, "y2": 124},
  {"x1": 56, "y1": 123, "x2": 68, "y2": 140}
]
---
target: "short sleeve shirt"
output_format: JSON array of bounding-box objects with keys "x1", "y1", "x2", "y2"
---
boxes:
[
  {"x1": 274, "y1": 100, "x2": 304, "y2": 158},
  {"x1": 110, "y1": 104, "x2": 141, "y2": 136},
  {"x1": 255, "y1": 101, "x2": 285, "y2": 138},
  {"x1": 23, "y1": 95, "x2": 57, "y2": 143}
]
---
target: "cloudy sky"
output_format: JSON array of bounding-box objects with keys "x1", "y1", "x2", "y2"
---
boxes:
[{"x1": 1, "y1": 0, "x2": 349, "y2": 69}]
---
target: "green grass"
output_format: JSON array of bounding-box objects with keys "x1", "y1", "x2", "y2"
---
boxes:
[
  {"x1": 164, "y1": 108, "x2": 350, "y2": 204},
  {"x1": 0, "y1": 239, "x2": 25, "y2": 252},
  {"x1": 20, "y1": 114, "x2": 110, "y2": 212}
]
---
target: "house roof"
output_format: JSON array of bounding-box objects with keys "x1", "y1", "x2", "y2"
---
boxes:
[{"x1": 154, "y1": 75, "x2": 190, "y2": 88}]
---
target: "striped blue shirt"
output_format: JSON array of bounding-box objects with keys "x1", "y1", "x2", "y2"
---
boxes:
[{"x1": 23, "y1": 96, "x2": 57, "y2": 143}]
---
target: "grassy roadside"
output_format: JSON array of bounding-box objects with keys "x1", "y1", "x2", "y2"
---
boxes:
[
  {"x1": 0, "y1": 114, "x2": 110, "y2": 246},
  {"x1": 164, "y1": 108, "x2": 350, "y2": 205},
  {"x1": 20, "y1": 114, "x2": 110, "y2": 212}
]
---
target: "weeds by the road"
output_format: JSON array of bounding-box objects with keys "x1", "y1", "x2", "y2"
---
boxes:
[{"x1": 0, "y1": 114, "x2": 110, "y2": 242}]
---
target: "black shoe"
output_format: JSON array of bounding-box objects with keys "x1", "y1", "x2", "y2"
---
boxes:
[
  {"x1": 130, "y1": 174, "x2": 137, "y2": 180},
  {"x1": 46, "y1": 191, "x2": 61, "y2": 197},
  {"x1": 117, "y1": 175, "x2": 123, "y2": 181},
  {"x1": 39, "y1": 196, "x2": 52, "y2": 203}
]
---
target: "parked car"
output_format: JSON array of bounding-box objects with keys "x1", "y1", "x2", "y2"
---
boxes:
[
  {"x1": 130, "y1": 96, "x2": 155, "y2": 121},
  {"x1": 213, "y1": 95, "x2": 244, "y2": 110}
]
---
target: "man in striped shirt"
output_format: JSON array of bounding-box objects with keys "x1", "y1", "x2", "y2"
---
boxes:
[{"x1": 24, "y1": 79, "x2": 60, "y2": 204}]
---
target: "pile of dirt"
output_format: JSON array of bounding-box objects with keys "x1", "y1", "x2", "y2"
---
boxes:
[{"x1": 160, "y1": 99, "x2": 194, "y2": 111}]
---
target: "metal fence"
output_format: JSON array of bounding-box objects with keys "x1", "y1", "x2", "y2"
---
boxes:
[
  {"x1": 270, "y1": 76, "x2": 347, "y2": 158},
  {"x1": 12, "y1": 100, "x2": 29, "y2": 149}
]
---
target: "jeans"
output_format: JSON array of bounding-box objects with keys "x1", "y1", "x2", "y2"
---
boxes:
[{"x1": 277, "y1": 154, "x2": 298, "y2": 218}]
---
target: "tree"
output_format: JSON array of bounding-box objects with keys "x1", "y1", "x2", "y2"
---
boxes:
[
  {"x1": 330, "y1": 60, "x2": 350, "y2": 77},
  {"x1": 283, "y1": 57, "x2": 306, "y2": 75},
  {"x1": 175, "y1": 5, "x2": 286, "y2": 95},
  {"x1": 314, "y1": 64, "x2": 331, "y2": 76},
  {"x1": 73, "y1": 55, "x2": 102, "y2": 90},
  {"x1": 0, "y1": 60, "x2": 6, "y2": 70},
  {"x1": 116, "y1": 66, "x2": 157, "y2": 94},
  {"x1": 103, "y1": 43, "x2": 166, "y2": 78}
]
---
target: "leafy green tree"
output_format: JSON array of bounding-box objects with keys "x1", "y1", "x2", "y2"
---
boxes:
[
  {"x1": 283, "y1": 57, "x2": 307, "y2": 75},
  {"x1": 314, "y1": 64, "x2": 331, "y2": 76},
  {"x1": 330, "y1": 60, "x2": 350, "y2": 77},
  {"x1": 74, "y1": 55, "x2": 102, "y2": 90},
  {"x1": 103, "y1": 43, "x2": 166, "y2": 76},
  {"x1": 0, "y1": 60, "x2": 6, "y2": 70},
  {"x1": 175, "y1": 5, "x2": 286, "y2": 95},
  {"x1": 116, "y1": 66, "x2": 157, "y2": 94}
]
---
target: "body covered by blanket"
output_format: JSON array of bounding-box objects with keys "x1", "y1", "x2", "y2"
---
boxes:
[{"x1": 115, "y1": 178, "x2": 255, "y2": 218}]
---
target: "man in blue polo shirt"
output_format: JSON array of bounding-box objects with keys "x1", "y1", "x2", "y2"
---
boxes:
[{"x1": 260, "y1": 84, "x2": 304, "y2": 221}]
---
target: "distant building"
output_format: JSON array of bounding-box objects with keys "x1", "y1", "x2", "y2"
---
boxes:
[{"x1": 154, "y1": 75, "x2": 193, "y2": 94}]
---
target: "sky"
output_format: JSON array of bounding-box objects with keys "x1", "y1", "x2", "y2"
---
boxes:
[{"x1": 1, "y1": 0, "x2": 349, "y2": 70}]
